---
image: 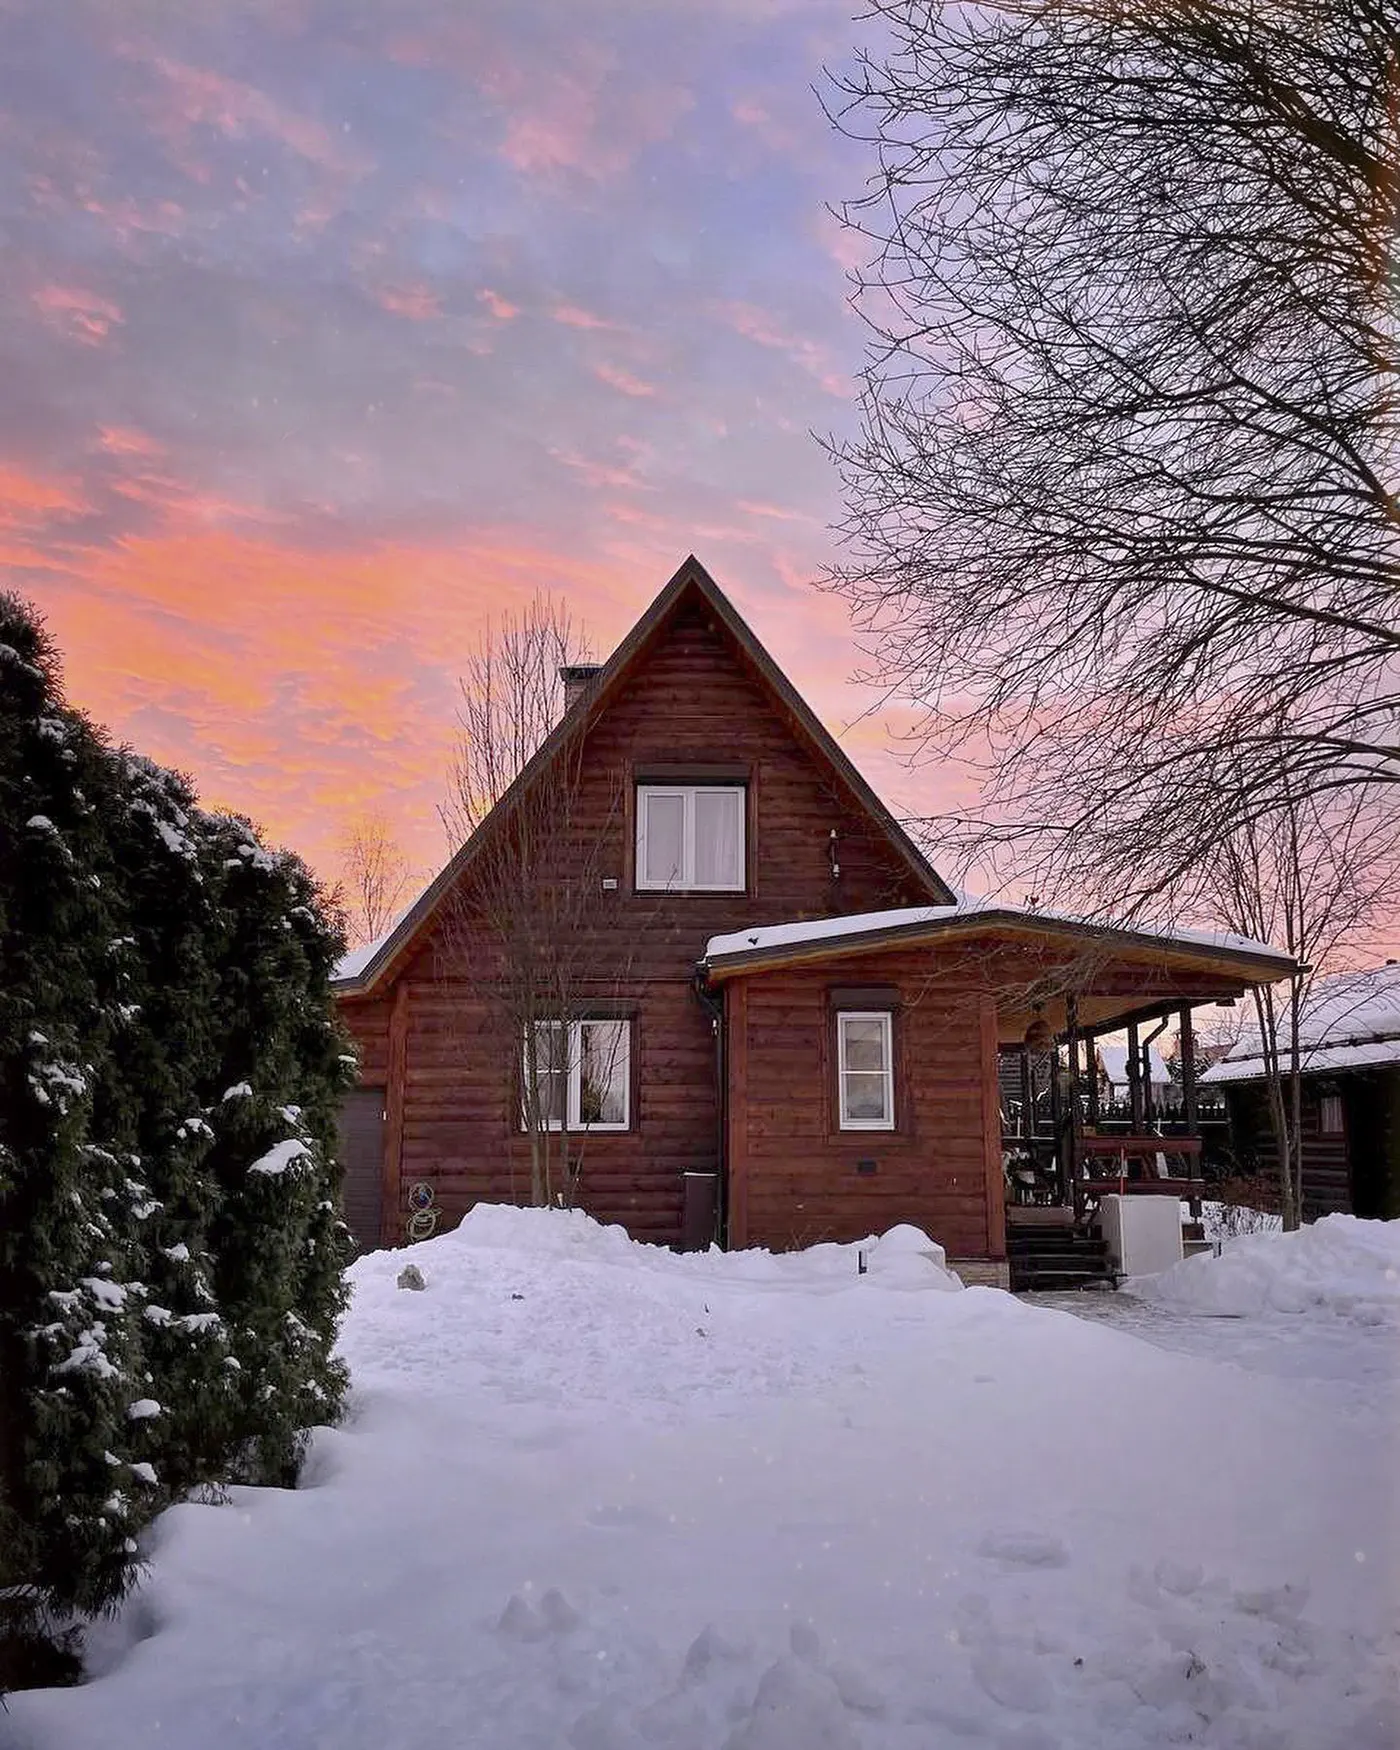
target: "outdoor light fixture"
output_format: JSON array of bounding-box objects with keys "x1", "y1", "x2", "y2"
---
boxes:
[{"x1": 1024, "y1": 1009, "x2": 1053, "y2": 1053}]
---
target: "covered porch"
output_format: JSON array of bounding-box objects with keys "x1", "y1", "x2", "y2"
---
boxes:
[{"x1": 700, "y1": 900, "x2": 1295, "y2": 1282}]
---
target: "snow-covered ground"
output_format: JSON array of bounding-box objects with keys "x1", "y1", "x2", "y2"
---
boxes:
[{"x1": 5, "y1": 1208, "x2": 1399, "y2": 1750}]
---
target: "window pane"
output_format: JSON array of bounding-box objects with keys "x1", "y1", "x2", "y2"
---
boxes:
[
  {"x1": 693, "y1": 789, "x2": 744, "y2": 888},
  {"x1": 843, "y1": 1073, "x2": 889, "y2": 1123},
  {"x1": 525, "y1": 1023, "x2": 566, "y2": 1127},
  {"x1": 578, "y1": 1020, "x2": 628, "y2": 1127},
  {"x1": 842, "y1": 1019, "x2": 887, "y2": 1073},
  {"x1": 641, "y1": 791, "x2": 685, "y2": 888}
]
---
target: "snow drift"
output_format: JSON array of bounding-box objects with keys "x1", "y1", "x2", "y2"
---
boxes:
[{"x1": 1128, "y1": 1213, "x2": 1400, "y2": 1321}]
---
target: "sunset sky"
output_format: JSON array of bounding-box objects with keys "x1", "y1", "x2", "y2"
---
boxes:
[{"x1": 5, "y1": 0, "x2": 973, "y2": 893}]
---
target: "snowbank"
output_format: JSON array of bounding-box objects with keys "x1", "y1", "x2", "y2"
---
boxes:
[
  {"x1": 413, "y1": 1201, "x2": 964, "y2": 1293},
  {"x1": 8, "y1": 1203, "x2": 1399, "y2": 1750},
  {"x1": 1128, "y1": 1214, "x2": 1400, "y2": 1322}
]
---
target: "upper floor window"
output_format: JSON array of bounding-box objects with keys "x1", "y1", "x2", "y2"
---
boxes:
[
  {"x1": 523, "y1": 1018, "x2": 630, "y2": 1131},
  {"x1": 636, "y1": 785, "x2": 745, "y2": 892},
  {"x1": 837, "y1": 1010, "x2": 895, "y2": 1130}
]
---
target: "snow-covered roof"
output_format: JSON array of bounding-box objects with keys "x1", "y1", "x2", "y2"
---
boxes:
[
  {"x1": 704, "y1": 898, "x2": 1290, "y2": 971},
  {"x1": 334, "y1": 932, "x2": 393, "y2": 984},
  {"x1": 1200, "y1": 965, "x2": 1400, "y2": 1085}
]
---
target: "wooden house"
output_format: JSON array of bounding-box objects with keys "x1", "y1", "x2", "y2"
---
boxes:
[
  {"x1": 1201, "y1": 966, "x2": 1400, "y2": 1219},
  {"x1": 333, "y1": 558, "x2": 1294, "y2": 1281}
]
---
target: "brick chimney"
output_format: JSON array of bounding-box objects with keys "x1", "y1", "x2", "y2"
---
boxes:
[{"x1": 559, "y1": 663, "x2": 603, "y2": 714}]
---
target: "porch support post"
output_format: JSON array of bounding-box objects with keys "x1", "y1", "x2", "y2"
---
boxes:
[
  {"x1": 1179, "y1": 1004, "x2": 1199, "y2": 1132},
  {"x1": 1064, "y1": 995, "x2": 1081, "y2": 1209},
  {"x1": 1084, "y1": 1027, "x2": 1100, "y2": 1128},
  {"x1": 1127, "y1": 1020, "x2": 1145, "y2": 1130},
  {"x1": 1019, "y1": 1043, "x2": 1033, "y2": 1139}
]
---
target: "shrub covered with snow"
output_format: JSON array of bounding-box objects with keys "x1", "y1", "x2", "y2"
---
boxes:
[
  {"x1": 1127, "y1": 1214, "x2": 1400, "y2": 1321},
  {"x1": 0, "y1": 594, "x2": 351, "y2": 1687}
]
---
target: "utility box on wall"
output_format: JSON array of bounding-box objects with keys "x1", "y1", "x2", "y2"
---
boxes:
[{"x1": 1095, "y1": 1194, "x2": 1184, "y2": 1278}]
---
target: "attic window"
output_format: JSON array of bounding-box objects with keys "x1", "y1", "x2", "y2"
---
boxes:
[{"x1": 636, "y1": 785, "x2": 745, "y2": 892}]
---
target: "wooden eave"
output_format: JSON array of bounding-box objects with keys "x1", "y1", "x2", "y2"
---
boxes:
[
  {"x1": 333, "y1": 555, "x2": 954, "y2": 998},
  {"x1": 700, "y1": 909, "x2": 1295, "y2": 991}
]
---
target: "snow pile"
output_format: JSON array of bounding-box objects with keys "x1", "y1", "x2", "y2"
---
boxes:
[
  {"x1": 8, "y1": 1205, "x2": 1399, "y2": 1750},
  {"x1": 446, "y1": 1201, "x2": 962, "y2": 1292},
  {"x1": 1129, "y1": 1214, "x2": 1400, "y2": 1322}
]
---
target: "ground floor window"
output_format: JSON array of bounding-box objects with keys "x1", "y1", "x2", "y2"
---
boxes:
[
  {"x1": 523, "y1": 1018, "x2": 631, "y2": 1131},
  {"x1": 837, "y1": 1010, "x2": 894, "y2": 1130}
]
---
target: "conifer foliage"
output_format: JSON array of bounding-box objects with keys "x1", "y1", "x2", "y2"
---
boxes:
[{"x1": 0, "y1": 595, "x2": 351, "y2": 1687}]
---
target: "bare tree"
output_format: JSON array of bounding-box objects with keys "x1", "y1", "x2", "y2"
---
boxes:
[
  {"x1": 338, "y1": 812, "x2": 413, "y2": 947},
  {"x1": 823, "y1": 0, "x2": 1400, "y2": 906},
  {"x1": 1191, "y1": 787, "x2": 1400, "y2": 1226},
  {"x1": 439, "y1": 598, "x2": 629, "y2": 1209}
]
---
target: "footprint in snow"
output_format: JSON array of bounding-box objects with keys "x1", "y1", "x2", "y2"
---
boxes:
[{"x1": 971, "y1": 1646, "x2": 1055, "y2": 1714}]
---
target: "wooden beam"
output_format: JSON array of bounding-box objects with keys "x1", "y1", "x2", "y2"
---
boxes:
[{"x1": 382, "y1": 980, "x2": 410, "y2": 1247}]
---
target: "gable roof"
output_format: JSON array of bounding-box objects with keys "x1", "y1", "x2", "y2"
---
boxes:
[{"x1": 334, "y1": 555, "x2": 954, "y2": 996}]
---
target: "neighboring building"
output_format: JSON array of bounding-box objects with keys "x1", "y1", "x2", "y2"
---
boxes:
[
  {"x1": 1201, "y1": 966, "x2": 1400, "y2": 1219},
  {"x1": 333, "y1": 557, "x2": 1294, "y2": 1273},
  {"x1": 1095, "y1": 1036, "x2": 1176, "y2": 1111}
]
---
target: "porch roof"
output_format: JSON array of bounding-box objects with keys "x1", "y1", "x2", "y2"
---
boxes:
[{"x1": 701, "y1": 899, "x2": 1294, "y2": 1040}]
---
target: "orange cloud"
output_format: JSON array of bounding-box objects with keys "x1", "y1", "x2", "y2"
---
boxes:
[
  {"x1": 41, "y1": 518, "x2": 654, "y2": 885},
  {"x1": 0, "y1": 465, "x2": 89, "y2": 521},
  {"x1": 33, "y1": 284, "x2": 125, "y2": 345}
]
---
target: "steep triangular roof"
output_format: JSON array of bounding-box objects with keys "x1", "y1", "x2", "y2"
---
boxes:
[{"x1": 334, "y1": 555, "x2": 954, "y2": 995}]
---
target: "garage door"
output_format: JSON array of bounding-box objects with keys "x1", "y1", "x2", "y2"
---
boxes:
[{"x1": 337, "y1": 1086, "x2": 385, "y2": 1251}]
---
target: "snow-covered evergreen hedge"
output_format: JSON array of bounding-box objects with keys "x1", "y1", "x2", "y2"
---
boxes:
[{"x1": 0, "y1": 595, "x2": 351, "y2": 1687}]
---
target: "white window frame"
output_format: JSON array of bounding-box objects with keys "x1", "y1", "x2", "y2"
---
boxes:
[
  {"x1": 1318, "y1": 1093, "x2": 1344, "y2": 1136},
  {"x1": 836, "y1": 1010, "x2": 895, "y2": 1131},
  {"x1": 522, "y1": 1019, "x2": 631, "y2": 1132},
  {"x1": 635, "y1": 784, "x2": 746, "y2": 892}
]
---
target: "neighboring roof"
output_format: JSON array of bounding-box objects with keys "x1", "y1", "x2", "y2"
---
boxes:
[
  {"x1": 701, "y1": 897, "x2": 1295, "y2": 983},
  {"x1": 1096, "y1": 1038, "x2": 1172, "y2": 1087},
  {"x1": 333, "y1": 556, "x2": 954, "y2": 995},
  {"x1": 1201, "y1": 964, "x2": 1400, "y2": 1085}
]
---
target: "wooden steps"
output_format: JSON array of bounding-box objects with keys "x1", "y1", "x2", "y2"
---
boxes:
[{"x1": 1007, "y1": 1225, "x2": 1114, "y2": 1292}]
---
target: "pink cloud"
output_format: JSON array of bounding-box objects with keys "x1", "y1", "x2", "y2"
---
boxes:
[
  {"x1": 376, "y1": 283, "x2": 442, "y2": 321},
  {"x1": 477, "y1": 288, "x2": 518, "y2": 321},
  {"x1": 592, "y1": 361, "x2": 655, "y2": 399},
  {"x1": 33, "y1": 284, "x2": 124, "y2": 346},
  {"x1": 718, "y1": 300, "x2": 850, "y2": 397},
  {"x1": 98, "y1": 425, "x2": 164, "y2": 458},
  {"x1": 551, "y1": 302, "x2": 617, "y2": 332}
]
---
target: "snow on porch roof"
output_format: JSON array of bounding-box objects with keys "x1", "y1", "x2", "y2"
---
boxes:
[{"x1": 702, "y1": 897, "x2": 1293, "y2": 979}]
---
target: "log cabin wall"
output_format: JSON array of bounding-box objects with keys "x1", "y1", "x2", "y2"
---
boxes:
[
  {"x1": 336, "y1": 594, "x2": 936, "y2": 1247},
  {"x1": 726, "y1": 949, "x2": 1005, "y2": 1261}
]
